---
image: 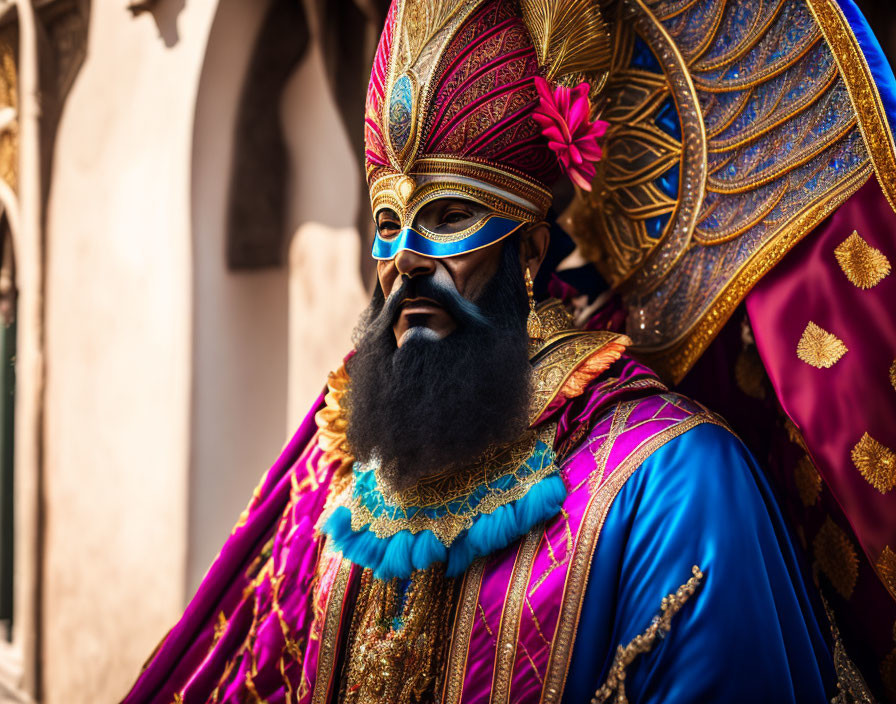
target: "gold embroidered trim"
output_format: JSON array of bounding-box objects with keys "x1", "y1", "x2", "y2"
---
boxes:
[
  {"x1": 851, "y1": 432, "x2": 896, "y2": 494},
  {"x1": 823, "y1": 599, "x2": 877, "y2": 704},
  {"x1": 805, "y1": 0, "x2": 896, "y2": 215},
  {"x1": 876, "y1": 546, "x2": 896, "y2": 601},
  {"x1": 797, "y1": 321, "x2": 848, "y2": 369},
  {"x1": 493, "y1": 530, "x2": 544, "y2": 703},
  {"x1": 813, "y1": 517, "x2": 859, "y2": 600},
  {"x1": 834, "y1": 231, "x2": 892, "y2": 289},
  {"x1": 794, "y1": 455, "x2": 823, "y2": 508},
  {"x1": 539, "y1": 413, "x2": 724, "y2": 703},
  {"x1": 591, "y1": 565, "x2": 705, "y2": 704},
  {"x1": 443, "y1": 558, "x2": 486, "y2": 704},
  {"x1": 310, "y1": 558, "x2": 353, "y2": 704}
]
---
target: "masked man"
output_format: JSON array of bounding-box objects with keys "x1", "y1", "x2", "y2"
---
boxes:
[{"x1": 123, "y1": 0, "x2": 889, "y2": 702}]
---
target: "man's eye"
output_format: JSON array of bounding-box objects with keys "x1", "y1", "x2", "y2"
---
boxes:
[
  {"x1": 443, "y1": 210, "x2": 469, "y2": 224},
  {"x1": 378, "y1": 221, "x2": 400, "y2": 234}
]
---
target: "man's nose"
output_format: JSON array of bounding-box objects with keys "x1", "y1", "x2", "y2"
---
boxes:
[{"x1": 394, "y1": 248, "x2": 437, "y2": 280}]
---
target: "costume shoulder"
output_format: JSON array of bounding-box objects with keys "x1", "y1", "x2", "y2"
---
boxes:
[{"x1": 561, "y1": 417, "x2": 836, "y2": 703}]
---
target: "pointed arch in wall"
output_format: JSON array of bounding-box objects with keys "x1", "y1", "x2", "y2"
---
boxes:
[{"x1": 188, "y1": 0, "x2": 307, "y2": 594}]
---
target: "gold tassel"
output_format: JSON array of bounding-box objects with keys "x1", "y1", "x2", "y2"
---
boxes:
[{"x1": 525, "y1": 267, "x2": 544, "y2": 340}]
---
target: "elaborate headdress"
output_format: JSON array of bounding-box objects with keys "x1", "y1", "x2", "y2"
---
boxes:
[{"x1": 364, "y1": 0, "x2": 611, "y2": 259}]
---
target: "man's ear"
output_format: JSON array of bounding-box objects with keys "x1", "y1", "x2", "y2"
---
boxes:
[{"x1": 518, "y1": 222, "x2": 550, "y2": 277}]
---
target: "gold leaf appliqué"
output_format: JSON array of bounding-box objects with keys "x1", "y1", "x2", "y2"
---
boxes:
[
  {"x1": 797, "y1": 322, "x2": 848, "y2": 369},
  {"x1": 813, "y1": 517, "x2": 858, "y2": 600},
  {"x1": 883, "y1": 645, "x2": 896, "y2": 704},
  {"x1": 851, "y1": 433, "x2": 896, "y2": 494},
  {"x1": 794, "y1": 455, "x2": 822, "y2": 507},
  {"x1": 834, "y1": 231, "x2": 892, "y2": 289},
  {"x1": 877, "y1": 546, "x2": 896, "y2": 601}
]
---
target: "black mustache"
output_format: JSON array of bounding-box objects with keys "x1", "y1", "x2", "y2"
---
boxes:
[{"x1": 382, "y1": 276, "x2": 490, "y2": 329}]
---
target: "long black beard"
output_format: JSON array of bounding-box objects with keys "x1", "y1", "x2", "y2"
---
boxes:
[{"x1": 345, "y1": 241, "x2": 532, "y2": 492}]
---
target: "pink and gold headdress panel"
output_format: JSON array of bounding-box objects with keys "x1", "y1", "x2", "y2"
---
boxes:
[{"x1": 365, "y1": 0, "x2": 610, "y2": 260}]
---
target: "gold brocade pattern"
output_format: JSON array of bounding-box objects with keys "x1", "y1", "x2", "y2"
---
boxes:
[
  {"x1": 876, "y1": 546, "x2": 896, "y2": 601},
  {"x1": 340, "y1": 567, "x2": 456, "y2": 704},
  {"x1": 814, "y1": 517, "x2": 859, "y2": 599},
  {"x1": 529, "y1": 331, "x2": 631, "y2": 422},
  {"x1": 527, "y1": 301, "x2": 630, "y2": 399},
  {"x1": 797, "y1": 321, "x2": 848, "y2": 369},
  {"x1": 834, "y1": 231, "x2": 892, "y2": 289},
  {"x1": 528, "y1": 299, "x2": 575, "y2": 343},
  {"x1": 890, "y1": 359, "x2": 896, "y2": 392},
  {"x1": 851, "y1": 433, "x2": 896, "y2": 494},
  {"x1": 795, "y1": 455, "x2": 823, "y2": 508},
  {"x1": 591, "y1": 565, "x2": 704, "y2": 704}
]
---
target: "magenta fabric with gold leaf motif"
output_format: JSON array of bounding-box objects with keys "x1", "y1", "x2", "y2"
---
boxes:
[
  {"x1": 746, "y1": 176, "x2": 896, "y2": 697},
  {"x1": 747, "y1": 177, "x2": 896, "y2": 578}
]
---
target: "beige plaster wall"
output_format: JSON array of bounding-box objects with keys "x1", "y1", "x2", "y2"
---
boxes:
[
  {"x1": 187, "y1": 0, "x2": 289, "y2": 598},
  {"x1": 42, "y1": 1, "x2": 220, "y2": 701},
  {"x1": 39, "y1": 0, "x2": 368, "y2": 700}
]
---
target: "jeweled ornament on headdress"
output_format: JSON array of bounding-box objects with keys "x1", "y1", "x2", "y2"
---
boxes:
[{"x1": 365, "y1": 0, "x2": 611, "y2": 260}]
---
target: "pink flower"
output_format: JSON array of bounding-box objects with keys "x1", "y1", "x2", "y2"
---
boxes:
[{"x1": 532, "y1": 77, "x2": 608, "y2": 191}]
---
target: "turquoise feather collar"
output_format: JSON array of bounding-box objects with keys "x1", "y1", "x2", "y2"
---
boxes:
[{"x1": 321, "y1": 425, "x2": 566, "y2": 579}]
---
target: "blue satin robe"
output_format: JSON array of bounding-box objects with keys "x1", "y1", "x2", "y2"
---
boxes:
[{"x1": 562, "y1": 423, "x2": 835, "y2": 703}]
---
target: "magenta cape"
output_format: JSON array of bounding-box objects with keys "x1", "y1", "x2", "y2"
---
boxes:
[{"x1": 122, "y1": 391, "x2": 333, "y2": 702}]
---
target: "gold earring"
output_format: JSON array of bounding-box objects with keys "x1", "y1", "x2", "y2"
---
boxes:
[{"x1": 525, "y1": 267, "x2": 543, "y2": 340}]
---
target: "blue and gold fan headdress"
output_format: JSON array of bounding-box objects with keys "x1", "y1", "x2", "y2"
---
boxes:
[{"x1": 561, "y1": 0, "x2": 896, "y2": 382}]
